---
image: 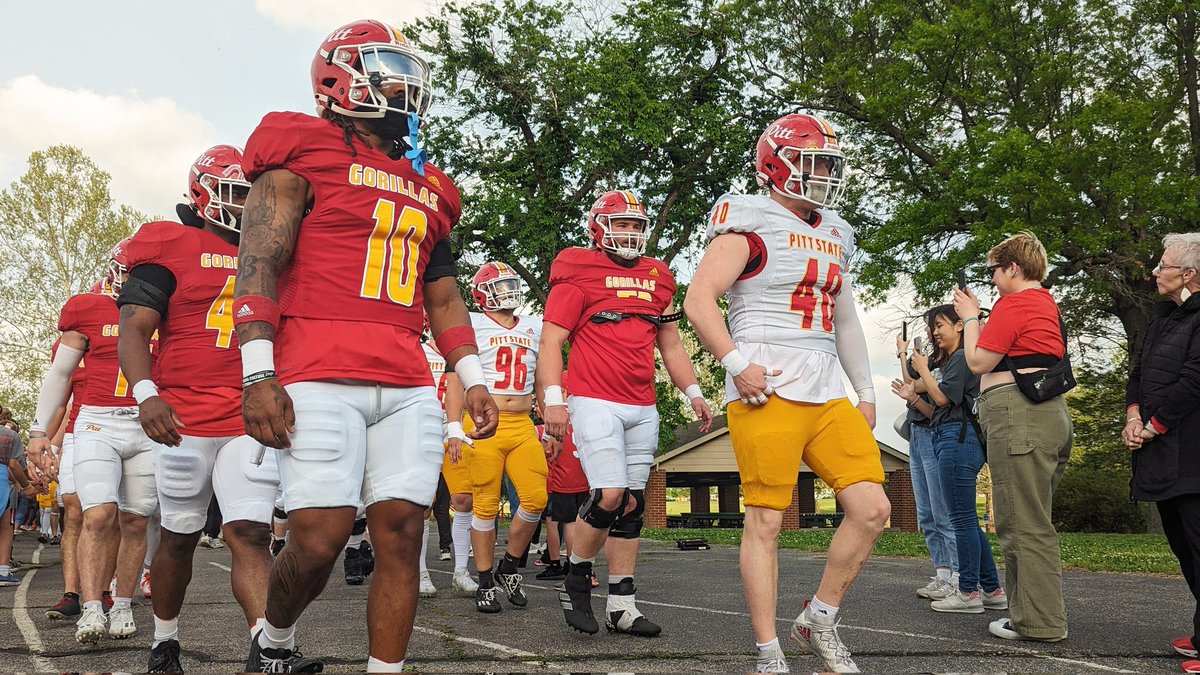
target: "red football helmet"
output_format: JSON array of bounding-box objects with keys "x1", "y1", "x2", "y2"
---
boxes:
[
  {"x1": 587, "y1": 190, "x2": 651, "y2": 260},
  {"x1": 107, "y1": 236, "x2": 134, "y2": 295},
  {"x1": 755, "y1": 114, "x2": 849, "y2": 208},
  {"x1": 188, "y1": 145, "x2": 249, "y2": 232},
  {"x1": 473, "y1": 262, "x2": 523, "y2": 311},
  {"x1": 89, "y1": 279, "x2": 113, "y2": 298},
  {"x1": 312, "y1": 20, "x2": 433, "y2": 121}
]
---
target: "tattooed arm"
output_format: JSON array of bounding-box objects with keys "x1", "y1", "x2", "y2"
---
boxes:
[
  {"x1": 118, "y1": 304, "x2": 184, "y2": 445},
  {"x1": 234, "y1": 169, "x2": 310, "y2": 448}
]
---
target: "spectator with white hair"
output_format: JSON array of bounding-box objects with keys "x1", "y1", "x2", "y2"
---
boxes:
[{"x1": 1123, "y1": 232, "x2": 1200, "y2": 670}]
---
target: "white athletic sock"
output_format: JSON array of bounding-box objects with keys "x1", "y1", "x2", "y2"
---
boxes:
[
  {"x1": 113, "y1": 597, "x2": 132, "y2": 609},
  {"x1": 366, "y1": 656, "x2": 405, "y2": 673},
  {"x1": 0, "y1": 565, "x2": 10, "y2": 577},
  {"x1": 346, "y1": 532, "x2": 365, "y2": 550},
  {"x1": 250, "y1": 617, "x2": 265, "y2": 638},
  {"x1": 569, "y1": 554, "x2": 595, "y2": 566},
  {"x1": 808, "y1": 595, "x2": 839, "y2": 620},
  {"x1": 452, "y1": 511, "x2": 471, "y2": 571},
  {"x1": 83, "y1": 599, "x2": 103, "y2": 613},
  {"x1": 153, "y1": 615, "x2": 179, "y2": 647},
  {"x1": 259, "y1": 619, "x2": 296, "y2": 650},
  {"x1": 419, "y1": 520, "x2": 430, "y2": 574},
  {"x1": 756, "y1": 637, "x2": 781, "y2": 650},
  {"x1": 935, "y1": 567, "x2": 952, "y2": 582}
]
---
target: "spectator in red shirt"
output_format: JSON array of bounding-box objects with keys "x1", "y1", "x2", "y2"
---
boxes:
[{"x1": 953, "y1": 231, "x2": 1072, "y2": 643}]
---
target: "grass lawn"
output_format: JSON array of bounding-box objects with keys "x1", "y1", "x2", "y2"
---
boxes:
[{"x1": 643, "y1": 528, "x2": 1179, "y2": 575}]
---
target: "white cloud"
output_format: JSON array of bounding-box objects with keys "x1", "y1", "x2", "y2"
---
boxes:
[
  {"x1": 0, "y1": 75, "x2": 220, "y2": 217},
  {"x1": 254, "y1": 0, "x2": 438, "y2": 33}
]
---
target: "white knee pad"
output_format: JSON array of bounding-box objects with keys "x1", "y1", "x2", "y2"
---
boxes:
[
  {"x1": 213, "y1": 436, "x2": 280, "y2": 526},
  {"x1": 155, "y1": 439, "x2": 220, "y2": 533}
]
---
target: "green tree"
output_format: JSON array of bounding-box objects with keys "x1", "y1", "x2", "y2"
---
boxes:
[
  {"x1": 753, "y1": 0, "x2": 1200, "y2": 360},
  {"x1": 0, "y1": 146, "x2": 147, "y2": 426}
]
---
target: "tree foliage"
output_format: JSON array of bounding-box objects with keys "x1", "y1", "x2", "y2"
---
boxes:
[
  {"x1": 0, "y1": 146, "x2": 146, "y2": 426},
  {"x1": 753, "y1": 0, "x2": 1200, "y2": 360}
]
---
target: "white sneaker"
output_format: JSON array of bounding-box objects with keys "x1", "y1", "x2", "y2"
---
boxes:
[
  {"x1": 930, "y1": 590, "x2": 984, "y2": 614},
  {"x1": 790, "y1": 604, "x2": 859, "y2": 673},
  {"x1": 453, "y1": 568, "x2": 479, "y2": 593},
  {"x1": 107, "y1": 604, "x2": 137, "y2": 638},
  {"x1": 917, "y1": 577, "x2": 954, "y2": 600},
  {"x1": 75, "y1": 605, "x2": 107, "y2": 644},
  {"x1": 755, "y1": 641, "x2": 790, "y2": 673},
  {"x1": 419, "y1": 571, "x2": 438, "y2": 597},
  {"x1": 981, "y1": 587, "x2": 1008, "y2": 610}
]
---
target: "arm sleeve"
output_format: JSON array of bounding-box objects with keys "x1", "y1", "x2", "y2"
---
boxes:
[
  {"x1": 543, "y1": 283, "x2": 587, "y2": 332},
  {"x1": 938, "y1": 352, "x2": 968, "y2": 406},
  {"x1": 31, "y1": 344, "x2": 83, "y2": 433},
  {"x1": 833, "y1": 278, "x2": 875, "y2": 403},
  {"x1": 423, "y1": 238, "x2": 456, "y2": 281},
  {"x1": 117, "y1": 265, "x2": 176, "y2": 315}
]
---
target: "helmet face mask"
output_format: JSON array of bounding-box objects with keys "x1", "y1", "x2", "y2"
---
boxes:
[
  {"x1": 756, "y1": 114, "x2": 850, "y2": 209},
  {"x1": 473, "y1": 263, "x2": 524, "y2": 311},
  {"x1": 588, "y1": 191, "x2": 651, "y2": 260},
  {"x1": 107, "y1": 237, "x2": 133, "y2": 296}
]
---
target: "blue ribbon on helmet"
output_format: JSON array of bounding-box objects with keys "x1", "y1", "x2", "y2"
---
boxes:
[{"x1": 404, "y1": 112, "x2": 427, "y2": 176}]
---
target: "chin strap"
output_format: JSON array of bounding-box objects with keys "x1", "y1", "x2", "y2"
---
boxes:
[{"x1": 405, "y1": 112, "x2": 427, "y2": 176}]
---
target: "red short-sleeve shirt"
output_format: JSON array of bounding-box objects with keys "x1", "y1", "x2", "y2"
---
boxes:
[{"x1": 977, "y1": 288, "x2": 1065, "y2": 359}]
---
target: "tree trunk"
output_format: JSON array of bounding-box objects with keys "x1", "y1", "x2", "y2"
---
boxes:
[{"x1": 1176, "y1": 3, "x2": 1200, "y2": 176}]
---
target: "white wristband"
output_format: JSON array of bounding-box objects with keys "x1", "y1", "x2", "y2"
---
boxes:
[
  {"x1": 543, "y1": 385, "x2": 566, "y2": 407},
  {"x1": 132, "y1": 380, "x2": 159, "y2": 404},
  {"x1": 684, "y1": 384, "x2": 703, "y2": 400},
  {"x1": 720, "y1": 349, "x2": 751, "y2": 377},
  {"x1": 454, "y1": 354, "x2": 486, "y2": 390},
  {"x1": 241, "y1": 339, "x2": 276, "y2": 378}
]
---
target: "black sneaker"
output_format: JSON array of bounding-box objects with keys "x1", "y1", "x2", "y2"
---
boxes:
[
  {"x1": 148, "y1": 638, "x2": 183, "y2": 673},
  {"x1": 536, "y1": 561, "x2": 566, "y2": 581},
  {"x1": 270, "y1": 537, "x2": 286, "y2": 558},
  {"x1": 45, "y1": 592, "x2": 81, "y2": 620},
  {"x1": 475, "y1": 586, "x2": 503, "y2": 613},
  {"x1": 494, "y1": 567, "x2": 528, "y2": 607},
  {"x1": 607, "y1": 611, "x2": 662, "y2": 637},
  {"x1": 343, "y1": 547, "x2": 364, "y2": 585},
  {"x1": 559, "y1": 567, "x2": 598, "y2": 634},
  {"x1": 245, "y1": 630, "x2": 324, "y2": 672},
  {"x1": 358, "y1": 541, "x2": 375, "y2": 577}
]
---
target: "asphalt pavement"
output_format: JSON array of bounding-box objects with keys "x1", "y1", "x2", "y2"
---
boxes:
[{"x1": 0, "y1": 527, "x2": 1190, "y2": 673}]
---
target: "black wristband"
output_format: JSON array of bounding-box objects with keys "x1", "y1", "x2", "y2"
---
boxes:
[{"x1": 243, "y1": 371, "x2": 278, "y2": 387}]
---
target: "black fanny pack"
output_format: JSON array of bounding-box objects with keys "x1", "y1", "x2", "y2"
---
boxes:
[
  {"x1": 590, "y1": 310, "x2": 683, "y2": 328},
  {"x1": 1004, "y1": 314, "x2": 1076, "y2": 403}
]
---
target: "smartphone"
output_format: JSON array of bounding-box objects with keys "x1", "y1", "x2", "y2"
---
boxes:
[
  {"x1": 901, "y1": 321, "x2": 908, "y2": 341},
  {"x1": 956, "y1": 269, "x2": 968, "y2": 290}
]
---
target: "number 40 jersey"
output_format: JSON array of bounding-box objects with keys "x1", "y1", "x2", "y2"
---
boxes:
[
  {"x1": 470, "y1": 313, "x2": 542, "y2": 397},
  {"x1": 705, "y1": 193, "x2": 860, "y2": 405}
]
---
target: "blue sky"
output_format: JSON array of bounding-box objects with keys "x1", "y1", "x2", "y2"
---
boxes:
[{"x1": 0, "y1": 0, "x2": 926, "y2": 450}]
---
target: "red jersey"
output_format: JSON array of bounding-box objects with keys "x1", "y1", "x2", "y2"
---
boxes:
[
  {"x1": 977, "y1": 288, "x2": 1065, "y2": 359},
  {"x1": 243, "y1": 112, "x2": 463, "y2": 387},
  {"x1": 548, "y1": 426, "x2": 588, "y2": 494},
  {"x1": 544, "y1": 248, "x2": 676, "y2": 405},
  {"x1": 124, "y1": 221, "x2": 243, "y2": 436},
  {"x1": 58, "y1": 293, "x2": 150, "y2": 408}
]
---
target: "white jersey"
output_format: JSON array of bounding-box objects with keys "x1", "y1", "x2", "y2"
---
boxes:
[
  {"x1": 706, "y1": 193, "x2": 857, "y2": 404},
  {"x1": 423, "y1": 342, "x2": 449, "y2": 410},
  {"x1": 471, "y1": 312, "x2": 542, "y2": 396}
]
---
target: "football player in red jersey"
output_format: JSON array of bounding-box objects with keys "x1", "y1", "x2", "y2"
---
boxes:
[
  {"x1": 232, "y1": 20, "x2": 497, "y2": 673},
  {"x1": 29, "y1": 246, "x2": 158, "y2": 645},
  {"x1": 538, "y1": 189, "x2": 713, "y2": 637},
  {"x1": 118, "y1": 146, "x2": 282, "y2": 674}
]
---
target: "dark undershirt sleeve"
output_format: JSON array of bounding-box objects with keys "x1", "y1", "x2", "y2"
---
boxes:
[
  {"x1": 423, "y1": 238, "x2": 457, "y2": 281},
  {"x1": 116, "y1": 264, "x2": 177, "y2": 316}
]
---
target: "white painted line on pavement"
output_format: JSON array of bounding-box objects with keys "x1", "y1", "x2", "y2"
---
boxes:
[
  {"x1": 208, "y1": 562, "x2": 232, "y2": 572},
  {"x1": 412, "y1": 624, "x2": 541, "y2": 658},
  {"x1": 498, "y1": 574, "x2": 1137, "y2": 674},
  {"x1": 13, "y1": 543, "x2": 54, "y2": 672}
]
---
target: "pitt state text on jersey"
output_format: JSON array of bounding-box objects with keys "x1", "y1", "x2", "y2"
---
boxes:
[
  {"x1": 124, "y1": 220, "x2": 244, "y2": 435},
  {"x1": 470, "y1": 312, "x2": 543, "y2": 397},
  {"x1": 243, "y1": 112, "x2": 463, "y2": 387},
  {"x1": 544, "y1": 247, "x2": 676, "y2": 406},
  {"x1": 59, "y1": 292, "x2": 156, "y2": 408},
  {"x1": 705, "y1": 193, "x2": 856, "y2": 355}
]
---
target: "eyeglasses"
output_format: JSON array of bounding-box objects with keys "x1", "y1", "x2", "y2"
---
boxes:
[
  {"x1": 1154, "y1": 263, "x2": 1185, "y2": 273},
  {"x1": 986, "y1": 263, "x2": 1006, "y2": 277}
]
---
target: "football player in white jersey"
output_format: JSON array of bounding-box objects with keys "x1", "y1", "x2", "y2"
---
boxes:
[
  {"x1": 684, "y1": 113, "x2": 890, "y2": 674},
  {"x1": 444, "y1": 262, "x2": 548, "y2": 613}
]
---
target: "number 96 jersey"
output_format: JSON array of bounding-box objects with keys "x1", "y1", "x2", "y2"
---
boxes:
[
  {"x1": 470, "y1": 313, "x2": 542, "y2": 397},
  {"x1": 705, "y1": 193, "x2": 856, "y2": 355}
]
